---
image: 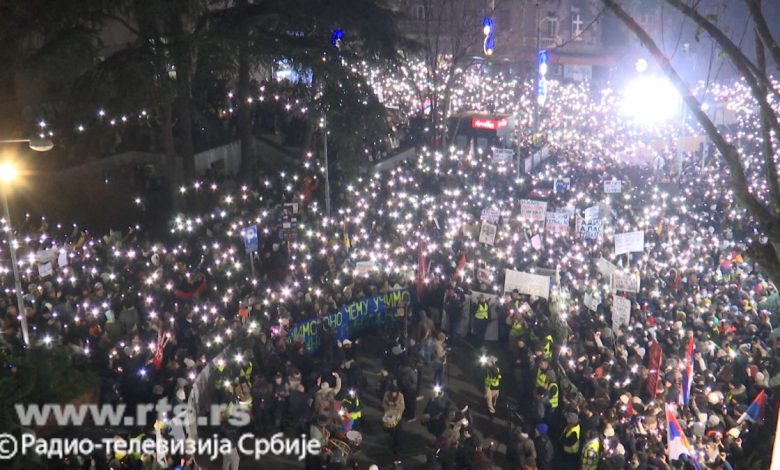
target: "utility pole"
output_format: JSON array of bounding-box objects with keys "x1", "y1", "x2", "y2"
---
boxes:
[
  {"x1": 532, "y1": 1, "x2": 541, "y2": 138},
  {"x1": 322, "y1": 118, "x2": 331, "y2": 216}
]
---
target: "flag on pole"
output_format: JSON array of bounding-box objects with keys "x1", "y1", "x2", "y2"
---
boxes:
[
  {"x1": 453, "y1": 253, "x2": 467, "y2": 281},
  {"x1": 738, "y1": 389, "x2": 767, "y2": 424},
  {"x1": 666, "y1": 405, "x2": 702, "y2": 470},
  {"x1": 679, "y1": 337, "x2": 694, "y2": 405}
]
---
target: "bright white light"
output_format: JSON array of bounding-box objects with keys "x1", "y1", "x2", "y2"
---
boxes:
[
  {"x1": 635, "y1": 58, "x2": 648, "y2": 73},
  {"x1": 622, "y1": 76, "x2": 680, "y2": 124}
]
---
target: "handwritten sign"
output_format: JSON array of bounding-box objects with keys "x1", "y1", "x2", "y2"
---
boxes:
[
  {"x1": 612, "y1": 295, "x2": 631, "y2": 331},
  {"x1": 504, "y1": 269, "x2": 550, "y2": 299},
  {"x1": 492, "y1": 148, "x2": 514, "y2": 166},
  {"x1": 38, "y1": 261, "x2": 53, "y2": 278},
  {"x1": 479, "y1": 223, "x2": 497, "y2": 246},
  {"x1": 584, "y1": 293, "x2": 600, "y2": 311},
  {"x1": 520, "y1": 199, "x2": 548, "y2": 222},
  {"x1": 554, "y1": 177, "x2": 571, "y2": 193},
  {"x1": 481, "y1": 208, "x2": 501, "y2": 224},
  {"x1": 604, "y1": 179, "x2": 622, "y2": 193},
  {"x1": 597, "y1": 257, "x2": 619, "y2": 278},
  {"x1": 611, "y1": 272, "x2": 640, "y2": 293},
  {"x1": 614, "y1": 231, "x2": 645, "y2": 256},
  {"x1": 545, "y1": 211, "x2": 570, "y2": 233}
]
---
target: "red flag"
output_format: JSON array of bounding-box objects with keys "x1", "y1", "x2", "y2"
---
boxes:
[
  {"x1": 626, "y1": 399, "x2": 636, "y2": 419},
  {"x1": 417, "y1": 241, "x2": 427, "y2": 302},
  {"x1": 645, "y1": 340, "x2": 663, "y2": 399},
  {"x1": 453, "y1": 253, "x2": 467, "y2": 282}
]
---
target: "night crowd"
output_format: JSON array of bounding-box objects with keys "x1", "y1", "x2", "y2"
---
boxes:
[{"x1": 0, "y1": 74, "x2": 778, "y2": 470}]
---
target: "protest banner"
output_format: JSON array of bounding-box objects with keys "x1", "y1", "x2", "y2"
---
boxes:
[
  {"x1": 38, "y1": 261, "x2": 53, "y2": 278},
  {"x1": 241, "y1": 225, "x2": 259, "y2": 253},
  {"x1": 520, "y1": 199, "x2": 548, "y2": 222},
  {"x1": 504, "y1": 269, "x2": 550, "y2": 299},
  {"x1": 289, "y1": 288, "x2": 415, "y2": 352},
  {"x1": 614, "y1": 230, "x2": 645, "y2": 256},
  {"x1": 492, "y1": 148, "x2": 514, "y2": 166},
  {"x1": 612, "y1": 295, "x2": 631, "y2": 331},
  {"x1": 355, "y1": 260, "x2": 379, "y2": 275},
  {"x1": 479, "y1": 223, "x2": 497, "y2": 245},
  {"x1": 57, "y1": 250, "x2": 68, "y2": 268},
  {"x1": 35, "y1": 247, "x2": 58, "y2": 264},
  {"x1": 611, "y1": 272, "x2": 640, "y2": 293},
  {"x1": 554, "y1": 177, "x2": 571, "y2": 193},
  {"x1": 545, "y1": 211, "x2": 570, "y2": 233},
  {"x1": 481, "y1": 208, "x2": 501, "y2": 224},
  {"x1": 476, "y1": 267, "x2": 492, "y2": 284},
  {"x1": 531, "y1": 233, "x2": 542, "y2": 250},
  {"x1": 578, "y1": 218, "x2": 603, "y2": 240},
  {"x1": 584, "y1": 205, "x2": 600, "y2": 221},
  {"x1": 584, "y1": 293, "x2": 600, "y2": 311},
  {"x1": 597, "y1": 257, "x2": 619, "y2": 278},
  {"x1": 604, "y1": 179, "x2": 622, "y2": 193}
]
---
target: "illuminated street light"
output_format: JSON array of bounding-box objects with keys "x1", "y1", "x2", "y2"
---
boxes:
[
  {"x1": 622, "y1": 76, "x2": 680, "y2": 124},
  {"x1": 0, "y1": 136, "x2": 54, "y2": 347},
  {"x1": 0, "y1": 162, "x2": 17, "y2": 182}
]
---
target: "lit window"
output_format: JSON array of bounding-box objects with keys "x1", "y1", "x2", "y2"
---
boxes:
[{"x1": 571, "y1": 8, "x2": 584, "y2": 40}]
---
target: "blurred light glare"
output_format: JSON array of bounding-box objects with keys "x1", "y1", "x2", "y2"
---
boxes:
[
  {"x1": 0, "y1": 162, "x2": 17, "y2": 182},
  {"x1": 635, "y1": 58, "x2": 648, "y2": 73},
  {"x1": 622, "y1": 76, "x2": 680, "y2": 124}
]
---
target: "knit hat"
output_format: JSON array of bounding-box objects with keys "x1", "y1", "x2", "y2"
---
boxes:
[{"x1": 536, "y1": 423, "x2": 548, "y2": 436}]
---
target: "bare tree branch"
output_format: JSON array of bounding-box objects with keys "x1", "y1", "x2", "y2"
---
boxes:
[
  {"x1": 755, "y1": 30, "x2": 780, "y2": 213},
  {"x1": 600, "y1": 0, "x2": 778, "y2": 238},
  {"x1": 745, "y1": 0, "x2": 780, "y2": 70},
  {"x1": 662, "y1": 0, "x2": 780, "y2": 101}
]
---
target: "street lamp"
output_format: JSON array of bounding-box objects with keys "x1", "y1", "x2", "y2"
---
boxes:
[{"x1": 0, "y1": 137, "x2": 55, "y2": 347}]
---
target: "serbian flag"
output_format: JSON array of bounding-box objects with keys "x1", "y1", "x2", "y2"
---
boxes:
[
  {"x1": 417, "y1": 242, "x2": 427, "y2": 302},
  {"x1": 666, "y1": 405, "x2": 702, "y2": 470},
  {"x1": 738, "y1": 390, "x2": 767, "y2": 424},
  {"x1": 452, "y1": 253, "x2": 467, "y2": 281},
  {"x1": 679, "y1": 337, "x2": 694, "y2": 405}
]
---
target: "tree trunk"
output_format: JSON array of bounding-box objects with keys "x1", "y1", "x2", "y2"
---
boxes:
[{"x1": 237, "y1": 0, "x2": 254, "y2": 179}]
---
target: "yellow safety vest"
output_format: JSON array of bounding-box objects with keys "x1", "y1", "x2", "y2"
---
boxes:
[
  {"x1": 536, "y1": 367, "x2": 549, "y2": 389},
  {"x1": 485, "y1": 370, "x2": 502, "y2": 389},
  {"x1": 475, "y1": 302, "x2": 489, "y2": 320},
  {"x1": 563, "y1": 424, "x2": 581, "y2": 454},
  {"x1": 510, "y1": 319, "x2": 524, "y2": 337},
  {"x1": 548, "y1": 382, "x2": 559, "y2": 409},
  {"x1": 582, "y1": 438, "x2": 600, "y2": 469},
  {"x1": 343, "y1": 397, "x2": 362, "y2": 420},
  {"x1": 543, "y1": 335, "x2": 554, "y2": 360},
  {"x1": 240, "y1": 361, "x2": 253, "y2": 381}
]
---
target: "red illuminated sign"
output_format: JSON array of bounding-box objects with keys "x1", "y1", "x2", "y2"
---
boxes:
[{"x1": 471, "y1": 117, "x2": 508, "y2": 130}]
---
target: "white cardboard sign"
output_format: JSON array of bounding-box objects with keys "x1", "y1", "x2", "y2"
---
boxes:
[
  {"x1": 520, "y1": 200, "x2": 548, "y2": 222},
  {"x1": 504, "y1": 269, "x2": 550, "y2": 299},
  {"x1": 612, "y1": 295, "x2": 631, "y2": 331},
  {"x1": 614, "y1": 231, "x2": 645, "y2": 256}
]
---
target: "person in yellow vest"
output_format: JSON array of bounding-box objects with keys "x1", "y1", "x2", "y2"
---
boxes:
[
  {"x1": 545, "y1": 370, "x2": 559, "y2": 412},
  {"x1": 472, "y1": 294, "x2": 491, "y2": 345},
  {"x1": 542, "y1": 334, "x2": 554, "y2": 361},
  {"x1": 580, "y1": 429, "x2": 601, "y2": 470},
  {"x1": 560, "y1": 412, "x2": 581, "y2": 470},
  {"x1": 484, "y1": 362, "x2": 502, "y2": 417},
  {"x1": 535, "y1": 358, "x2": 550, "y2": 391},
  {"x1": 341, "y1": 388, "x2": 363, "y2": 431}
]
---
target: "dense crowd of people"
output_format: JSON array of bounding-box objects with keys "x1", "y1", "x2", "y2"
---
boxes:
[{"x1": 0, "y1": 67, "x2": 778, "y2": 470}]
